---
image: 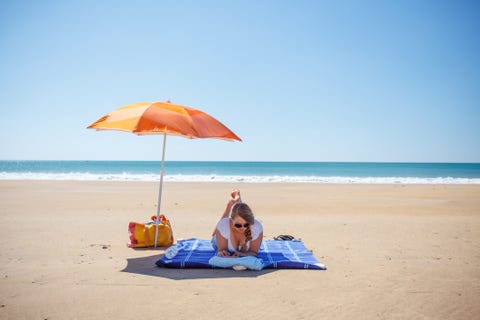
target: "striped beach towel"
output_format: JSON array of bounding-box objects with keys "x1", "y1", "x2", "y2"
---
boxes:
[{"x1": 156, "y1": 238, "x2": 326, "y2": 270}]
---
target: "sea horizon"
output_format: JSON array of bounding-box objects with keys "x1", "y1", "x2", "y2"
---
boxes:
[
  {"x1": 1, "y1": 160, "x2": 479, "y2": 184},
  {"x1": 2, "y1": 159, "x2": 479, "y2": 163}
]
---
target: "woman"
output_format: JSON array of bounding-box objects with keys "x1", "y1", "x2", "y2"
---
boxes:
[{"x1": 212, "y1": 190, "x2": 263, "y2": 257}]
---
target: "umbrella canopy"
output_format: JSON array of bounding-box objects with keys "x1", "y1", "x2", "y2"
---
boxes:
[
  {"x1": 87, "y1": 101, "x2": 242, "y2": 140},
  {"x1": 87, "y1": 101, "x2": 242, "y2": 247}
]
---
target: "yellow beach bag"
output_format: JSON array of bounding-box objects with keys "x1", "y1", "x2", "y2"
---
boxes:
[{"x1": 127, "y1": 214, "x2": 174, "y2": 248}]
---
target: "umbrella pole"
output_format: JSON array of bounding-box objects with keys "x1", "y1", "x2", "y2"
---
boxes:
[{"x1": 154, "y1": 130, "x2": 167, "y2": 248}]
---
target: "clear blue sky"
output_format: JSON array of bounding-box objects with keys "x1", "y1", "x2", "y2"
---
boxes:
[{"x1": 1, "y1": 0, "x2": 479, "y2": 162}]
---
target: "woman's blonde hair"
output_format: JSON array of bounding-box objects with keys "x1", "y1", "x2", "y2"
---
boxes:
[{"x1": 230, "y1": 202, "x2": 254, "y2": 252}]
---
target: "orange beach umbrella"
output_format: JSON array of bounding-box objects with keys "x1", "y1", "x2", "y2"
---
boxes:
[{"x1": 87, "y1": 101, "x2": 242, "y2": 247}]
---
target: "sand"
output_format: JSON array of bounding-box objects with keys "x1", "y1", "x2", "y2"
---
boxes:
[{"x1": 1, "y1": 181, "x2": 479, "y2": 319}]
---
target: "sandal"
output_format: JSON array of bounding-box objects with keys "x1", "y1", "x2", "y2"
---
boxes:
[{"x1": 274, "y1": 234, "x2": 300, "y2": 241}]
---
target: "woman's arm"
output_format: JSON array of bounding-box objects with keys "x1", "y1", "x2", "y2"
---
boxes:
[{"x1": 215, "y1": 229, "x2": 230, "y2": 257}]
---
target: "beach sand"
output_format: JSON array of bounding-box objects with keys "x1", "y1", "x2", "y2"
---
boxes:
[{"x1": 1, "y1": 181, "x2": 479, "y2": 319}]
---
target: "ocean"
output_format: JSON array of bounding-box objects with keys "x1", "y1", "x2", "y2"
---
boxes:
[{"x1": 0, "y1": 161, "x2": 479, "y2": 184}]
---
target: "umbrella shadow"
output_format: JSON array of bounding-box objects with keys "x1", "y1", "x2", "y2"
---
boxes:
[{"x1": 121, "y1": 254, "x2": 276, "y2": 280}]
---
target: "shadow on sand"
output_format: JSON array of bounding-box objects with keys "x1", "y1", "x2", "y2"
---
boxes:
[{"x1": 121, "y1": 254, "x2": 276, "y2": 280}]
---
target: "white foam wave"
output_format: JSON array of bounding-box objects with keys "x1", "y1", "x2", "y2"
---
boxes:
[{"x1": 0, "y1": 172, "x2": 479, "y2": 184}]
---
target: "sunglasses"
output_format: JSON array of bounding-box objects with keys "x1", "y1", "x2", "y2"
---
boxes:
[{"x1": 233, "y1": 223, "x2": 250, "y2": 229}]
